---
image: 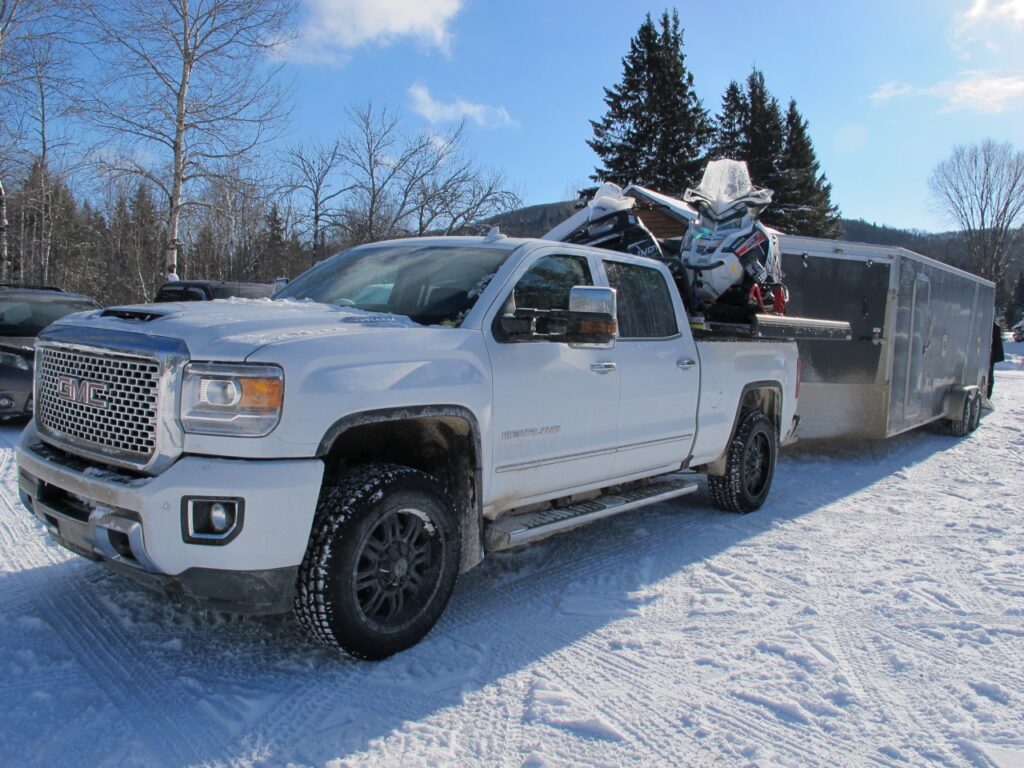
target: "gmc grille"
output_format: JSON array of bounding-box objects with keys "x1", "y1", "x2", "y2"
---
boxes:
[{"x1": 36, "y1": 346, "x2": 161, "y2": 461}]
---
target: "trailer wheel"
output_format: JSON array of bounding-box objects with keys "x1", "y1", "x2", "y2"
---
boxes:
[
  {"x1": 949, "y1": 392, "x2": 976, "y2": 437},
  {"x1": 294, "y1": 463, "x2": 460, "y2": 660},
  {"x1": 707, "y1": 409, "x2": 778, "y2": 514},
  {"x1": 968, "y1": 391, "x2": 982, "y2": 432}
]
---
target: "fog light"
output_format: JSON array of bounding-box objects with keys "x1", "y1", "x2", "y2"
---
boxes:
[
  {"x1": 182, "y1": 497, "x2": 244, "y2": 545},
  {"x1": 0, "y1": 397, "x2": 13, "y2": 409},
  {"x1": 209, "y1": 502, "x2": 230, "y2": 532}
]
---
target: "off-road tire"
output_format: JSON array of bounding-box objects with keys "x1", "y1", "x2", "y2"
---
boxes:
[
  {"x1": 294, "y1": 463, "x2": 460, "y2": 660},
  {"x1": 707, "y1": 409, "x2": 778, "y2": 514}
]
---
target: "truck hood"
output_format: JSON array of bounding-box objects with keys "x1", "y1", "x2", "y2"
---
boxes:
[{"x1": 45, "y1": 299, "x2": 421, "y2": 361}]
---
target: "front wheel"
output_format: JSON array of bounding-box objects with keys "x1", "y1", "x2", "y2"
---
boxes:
[
  {"x1": 707, "y1": 409, "x2": 778, "y2": 514},
  {"x1": 294, "y1": 463, "x2": 460, "y2": 660}
]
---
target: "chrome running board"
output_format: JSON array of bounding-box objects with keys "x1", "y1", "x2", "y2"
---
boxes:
[{"x1": 485, "y1": 477, "x2": 699, "y2": 552}]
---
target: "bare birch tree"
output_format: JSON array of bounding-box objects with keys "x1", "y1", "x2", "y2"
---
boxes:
[
  {"x1": 929, "y1": 140, "x2": 1024, "y2": 285},
  {"x1": 79, "y1": 0, "x2": 295, "y2": 276},
  {"x1": 335, "y1": 104, "x2": 520, "y2": 246},
  {"x1": 283, "y1": 139, "x2": 347, "y2": 266},
  {"x1": 1, "y1": 0, "x2": 59, "y2": 280}
]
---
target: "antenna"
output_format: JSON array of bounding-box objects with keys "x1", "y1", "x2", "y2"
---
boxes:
[{"x1": 483, "y1": 226, "x2": 506, "y2": 243}]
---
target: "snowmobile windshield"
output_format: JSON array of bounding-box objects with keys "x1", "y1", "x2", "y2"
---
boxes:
[
  {"x1": 275, "y1": 243, "x2": 515, "y2": 326},
  {"x1": 684, "y1": 159, "x2": 773, "y2": 220}
]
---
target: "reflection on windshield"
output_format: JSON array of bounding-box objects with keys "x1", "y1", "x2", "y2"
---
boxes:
[
  {"x1": 0, "y1": 299, "x2": 98, "y2": 336},
  {"x1": 276, "y1": 244, "x2": 513, "y2": 326}
]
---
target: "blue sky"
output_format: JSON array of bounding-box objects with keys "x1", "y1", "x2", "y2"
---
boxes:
[{"x1": 282, "y1": 0, "x2": 1024, "y2": 232}]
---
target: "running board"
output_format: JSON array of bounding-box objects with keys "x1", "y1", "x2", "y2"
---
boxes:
[{"x1": 485, "y1": 478, "x2": 699, "y2": 552}]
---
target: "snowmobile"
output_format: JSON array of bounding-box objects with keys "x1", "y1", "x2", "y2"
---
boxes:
[
  {"x1": 544, "y1": 160, "x2": 785, "y2": 323},
  {"x1": 543, "y1": 160, "x2": 849, "y2": 342},
  {"x1": 678, "y1": 159, "x2": 786, "y2": 321}
]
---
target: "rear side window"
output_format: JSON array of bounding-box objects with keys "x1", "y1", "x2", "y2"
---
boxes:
[{"x1": 604, "y1": 260, "x2": 678, "y2": 339}]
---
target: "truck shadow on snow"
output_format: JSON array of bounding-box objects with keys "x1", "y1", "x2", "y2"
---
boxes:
[{"x1": 0, "y1": 424, "x2": 972, "y2": 765}]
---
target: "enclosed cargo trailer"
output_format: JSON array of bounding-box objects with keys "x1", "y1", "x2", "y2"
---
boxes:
[{"x1": 779, "y1": 235, "x2": 995, "y2": 440}]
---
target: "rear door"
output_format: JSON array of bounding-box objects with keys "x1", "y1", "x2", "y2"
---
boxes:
[
  {"x1": 903, "y1": 274, "x2": 931, "y2": 420},
  {"x1": 601, "y1": 257, "x2": 698, "y2": 476}
]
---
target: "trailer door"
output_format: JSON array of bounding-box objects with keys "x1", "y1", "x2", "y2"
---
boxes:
[{"x1": 903, "y1": 274, "x2": 931, "y2": 420}]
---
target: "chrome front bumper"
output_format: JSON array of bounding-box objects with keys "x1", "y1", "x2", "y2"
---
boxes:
[{"x1": 16, "y1": 421, "x2": 325, "y2": 613}]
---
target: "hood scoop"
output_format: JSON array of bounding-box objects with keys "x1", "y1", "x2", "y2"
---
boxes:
[{"x1": 100, "y1": 307, "x2": 171, "y2": 322}]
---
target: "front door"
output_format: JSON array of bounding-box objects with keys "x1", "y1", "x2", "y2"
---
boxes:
[{"x1": 484, "y1": 252, "x2": 619, "y2": 512}]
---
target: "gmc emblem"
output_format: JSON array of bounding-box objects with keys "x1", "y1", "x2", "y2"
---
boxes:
[{"x1": 55, "y1": 376, "x2": 109, "y2": 409}]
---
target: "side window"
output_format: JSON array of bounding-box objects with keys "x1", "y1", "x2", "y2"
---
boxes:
[
  {"x1": 185, "y1": 287, "x2": 208, "y2": 301},
  {"x1": 512, "y1": 254, "x2": 592, "y2": 311},
  {"x1": 604, "y1": 260, "x2": 678, "y2": 339},
  {"x1": 154, "y1": 286, "x2": 183, "y2": 302}
]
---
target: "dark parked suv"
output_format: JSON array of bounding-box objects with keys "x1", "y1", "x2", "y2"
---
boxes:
[
  {"x1": 0, "y1": 286, "x2": 101, "y2": 421},
  {"x1": 153, "y1": 280, "x2": 275, "y2": 302}
]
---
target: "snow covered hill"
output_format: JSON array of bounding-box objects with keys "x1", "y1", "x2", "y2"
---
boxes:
[{"x1": 2, "y1": 348, "x2": 1023, "y2": 767}]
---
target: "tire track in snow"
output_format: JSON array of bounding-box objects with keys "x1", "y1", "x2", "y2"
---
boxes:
[{"x1": 32, "y1": 586, "x2": 231, "y2": 766}]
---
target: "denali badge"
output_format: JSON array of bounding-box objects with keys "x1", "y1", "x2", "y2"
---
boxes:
[{"x1": 55, "y1": 376, "x2": 109, "y2": 409}]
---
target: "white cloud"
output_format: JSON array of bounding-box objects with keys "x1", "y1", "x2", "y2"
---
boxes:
[
  {"x1": 870, "y1": 71, "x2": 1024, "y2": 114},
  {"x1": 924, "y1": 72, "x2": 1024, "y2": 113},
  {"x1": 961, "y1": 0, "x2": 1024, "y2": 26},
  {"x1": 290, "y1": 0, "x2": 464, "y2": 65},
  {"x1": 870, "y1": 82, "x2": 914, "y2": 102},
  {"x1": 408, "y1": 84, "x2": 516, "y2": 128},
  {"x1": 952, "y1": 0, "x2": 1024, "y2": 57}
]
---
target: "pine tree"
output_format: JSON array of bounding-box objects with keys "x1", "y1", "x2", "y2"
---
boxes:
[
  {"x1": 588, "y1": 10, "x2": 712, "y2": 194},
  {"x1": 710, "y1": 81, "x2": 747, "y2": 160},
  {"x1": 742, "y1": 69, "x2": 785, "y2": 197},
  {"x1": 774, "y1": 99, "x2": 842, "y2": 237}
]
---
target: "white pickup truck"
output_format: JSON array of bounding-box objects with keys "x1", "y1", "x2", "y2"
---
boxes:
[{"x1": 17, "y1": 235, "x2": 799, "y2": 658}]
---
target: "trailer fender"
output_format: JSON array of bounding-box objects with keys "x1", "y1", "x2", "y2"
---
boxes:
[{"x1": 942, "y1": 386, "x2": 979, "y2": 420}]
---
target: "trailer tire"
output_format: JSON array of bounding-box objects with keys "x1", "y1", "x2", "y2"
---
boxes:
[
  {"x1": 949, "y1": 392, "x2": 976, "y2": 437},
  {"x1": 968, "y1": 391, "x2": 982, "y2": 432},
  {"x1": 294, "y1": 463, "x2": 460, "y2": 660},
  {"x1": 707, "y1": 409, "x2": 777, "y2": 514}
]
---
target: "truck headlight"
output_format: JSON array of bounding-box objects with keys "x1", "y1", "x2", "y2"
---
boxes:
[{"x1": 180, "y1": 363, "x2": 284, "y2": 436}]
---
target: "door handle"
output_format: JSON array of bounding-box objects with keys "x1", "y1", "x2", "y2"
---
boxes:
[
  {"x1": 590, "y1": 362, "x2": 617, "y2": 374},
  {"x1": 677, "y1": 359, "x2": 696, "y2": 370}
]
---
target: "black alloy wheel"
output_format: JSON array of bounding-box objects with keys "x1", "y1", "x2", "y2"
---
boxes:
[{"x1": 352, "y1": 507, "x2": 444, "y2": 631}]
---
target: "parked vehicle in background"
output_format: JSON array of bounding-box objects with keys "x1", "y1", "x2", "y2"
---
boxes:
[
  {"x1": 153, "y1": 280, "x2": 275, "y2": 302},
  {"x1": 17, "y1": 235, "x2": 799, "y2": 660},
  {"x1": 0, "y1": 286, "x2": 101, "y2": 421}
]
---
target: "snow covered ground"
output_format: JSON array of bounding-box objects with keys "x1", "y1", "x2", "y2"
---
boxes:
[{"x1": 2, "y1": 347, "x2": 1023, "y2": 768}]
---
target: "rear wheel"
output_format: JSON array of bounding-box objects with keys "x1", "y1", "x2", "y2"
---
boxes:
[
  {"x1": 295, "y1": 463, "x2": 460, "y2": 660},
  {"x1": 708, "y1": 409, "x2": 778, "y2": 514}
]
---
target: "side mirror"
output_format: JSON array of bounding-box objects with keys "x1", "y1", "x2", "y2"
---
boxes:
[
  {"x1": 567, "y1": 286, "x2": 617, "y2": 346},
  {"x1": 497, "y1": 285, "x2": 617, "y2": 345}
]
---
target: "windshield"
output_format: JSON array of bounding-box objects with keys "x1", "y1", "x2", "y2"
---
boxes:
[
  {"x1": 276, "y1": 243, "x2": 513, "y2": 326},
  {"x1": 0, "y1": 298, "x2": 98, "y2": 336}
]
